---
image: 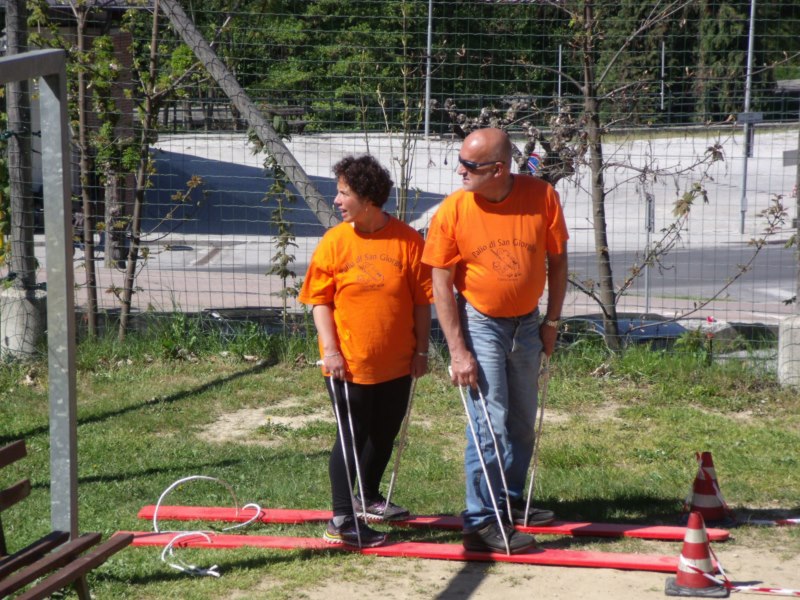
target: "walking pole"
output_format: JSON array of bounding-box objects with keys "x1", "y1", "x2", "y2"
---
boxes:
[
  {"x1": 451, "y1": 367, "x2": 511, "y2": 555},
  {"x1": 523, "y1": 353, "x2": 549, "y2": 527},
  {"x1": 322, "y1": 366, "x2": 364, "y2": 547},
  {"x1": 385, "y1": 376, "x2": 417, "y2": 508},
  {"x1": 474, "y1": 385, "x2": 514, "y2": 523},
  {"x1": 342, "y1": 380, "x2": 369, "y2": 521}
]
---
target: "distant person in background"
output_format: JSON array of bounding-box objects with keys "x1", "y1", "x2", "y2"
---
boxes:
[
  {"x1": 423, "y1": 128, "x2": 569, "y2": 554},
  {"x1": 299, "y1": 154, "x2": 433, "y2": 548}
]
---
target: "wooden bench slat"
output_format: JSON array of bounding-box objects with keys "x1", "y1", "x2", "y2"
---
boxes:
[
  {"x1": 0, "y1": 439, "x2": 131, "y2": 600},
  {"x1": 0, "y1": 478, "x2": 32, "y2": 512},
  {"x1": 0, "y1": 530, "x2": 69, "y2": 580},
  {"x1": 12, "y1": 533, "x2": 134, "y2": 600},
  {"x1": 0, "y1": 532, "x2": 101, "y2": 597},
  {"x1": 0, "y1": 440, "x2": 27, "y2": 470}
]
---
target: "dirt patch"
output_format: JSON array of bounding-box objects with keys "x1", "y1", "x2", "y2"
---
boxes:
[
  {"x1": 294, "y1": 544, "x2": 800, "y2": 600},
  {"x1": 196, "y1": 399, "x2": 330, "y2": 446}
]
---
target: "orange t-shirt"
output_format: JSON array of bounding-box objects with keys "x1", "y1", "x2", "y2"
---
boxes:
[
  {"x1": 422, "y1": 175, "x2": 569, "y2": 318},
  {"x1": 299, "y1": 216, "x2": 433, "y2": 384}
]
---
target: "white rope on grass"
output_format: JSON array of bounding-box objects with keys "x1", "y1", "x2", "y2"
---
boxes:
[
  {"x1": 160, "y1": 532, "x2": 220, "y2": 578},
  {"x1": 153, "y1": 475, "x2": 262, "y2": 533},
  {"x1": 152, "y1": 475, "x2": 262, "y2": 577}
]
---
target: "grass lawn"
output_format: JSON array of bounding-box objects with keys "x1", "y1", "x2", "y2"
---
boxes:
[{"x1": 1, "y1": 329, "x2": 799, "y2": 599}]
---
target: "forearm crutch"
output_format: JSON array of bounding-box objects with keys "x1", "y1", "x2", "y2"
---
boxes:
[
  {"x1": 523, "y1": 353, "x2": 550, "y2": 527},
  {"x1": 385, "y1": 376, "x2": 417, "y2": 508},
  {"x1": 341, "y1": 380, "x2": 368, "y2": 519},
  {"x1": 451, "y1": 366, "x2": 511, "y2": 555},
  {"x1": 474, "y1": 385, "x2": 514, "y2": 522},
  {"x1": 325, "y1": 371, "x2": 366, "y2": 547}
]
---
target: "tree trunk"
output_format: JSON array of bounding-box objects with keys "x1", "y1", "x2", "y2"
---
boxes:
[
  {"x1": 118, "y1": 0, "x2": 161, "y2": 341},
  {"x1": 76, "y1": 10, "x2": 99, "y2": 337},
  {"x1": 583, "y1": 1, "x2": 621, "y2": 351},
  {"x1": 118, "y1": 153, "x2": 146, "y2": 342},
  {"x1": 103, "y1": 168, "x2": 126, "y2": 270},
  {"x1": 1, "y1": 0, "x2": 45, "y2": 360}
]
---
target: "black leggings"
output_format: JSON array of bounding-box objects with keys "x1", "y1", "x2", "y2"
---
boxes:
[{"x1": 325, "y1": 375, "x2": 412, "y2": 516}]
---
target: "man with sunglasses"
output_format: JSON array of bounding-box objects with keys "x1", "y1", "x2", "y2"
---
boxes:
[{"x1": 422, "y1": 127, "x2": 569, "y2": 554}]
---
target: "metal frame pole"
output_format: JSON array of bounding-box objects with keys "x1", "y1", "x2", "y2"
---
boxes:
[
  {"x1": 740, "y1": 0, "x2": 757, "y2": 234},
  {"x1": 0, "y1": 49, "x2": 77, "y2": 536}
]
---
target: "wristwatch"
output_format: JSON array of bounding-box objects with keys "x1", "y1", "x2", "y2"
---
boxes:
[{"x1": 543, "y1": 317, "x2": 560, "y2": 328}]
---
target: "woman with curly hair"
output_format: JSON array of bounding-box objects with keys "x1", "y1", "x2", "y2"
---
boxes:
[{"x1": 299, "y1": 155, "x2": 432, "y2": 547}]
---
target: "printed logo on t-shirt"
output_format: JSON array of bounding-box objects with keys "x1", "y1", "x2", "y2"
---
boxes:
[
  {"x1": 469, "y1": 237, "x2": 536, "y2": 281},
  {"x1": 337, "y1": 251, "x2": 408, "y2": 291},
  {"x1": 356, "y1": 259, "x2": 385, "y2": 288},
  {"x1": 491, "y1": 247, "x2": 521, "y2": 279}
]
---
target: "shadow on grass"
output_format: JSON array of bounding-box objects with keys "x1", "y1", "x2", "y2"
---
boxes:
[
  {"x1": 545, "y1": 495, "x2": 685, "y2": 524},
  {"x1": 0, "y1": 359, "x2": 273, "y2": 446},
  {"x1": 102, "y1": 551, "x2": 312, "y2": 587},
  {"x1": 27, "y1": 458, "x2": 245, "y2": 490},
  {"x1": 725, "y1": 506, "x2": 800, "y2": 526}
]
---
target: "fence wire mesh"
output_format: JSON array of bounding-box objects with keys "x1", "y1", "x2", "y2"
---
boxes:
[{"x1": 1, "y1": 0, "x2": 799, "y2": 352}]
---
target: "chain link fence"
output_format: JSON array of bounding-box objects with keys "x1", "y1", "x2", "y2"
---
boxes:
[{"x1": 1, "y1": 0, "x2": 799, "y2": 354}]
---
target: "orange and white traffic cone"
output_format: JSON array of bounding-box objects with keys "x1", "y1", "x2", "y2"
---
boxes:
[
  {"x1": 665, "y1": 511, "x2": 729, "y2": 597},
  {"x1": 684, "y1": 452, "x2": 735, "y2": 525}
]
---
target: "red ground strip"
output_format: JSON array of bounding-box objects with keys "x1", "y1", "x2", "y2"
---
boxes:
[
  {"x1": 137, "y1": 505, "x2": 730, "y2": 542},
  {"x1": 124, "y1": 530, "x2": 681, "y2": 572}
]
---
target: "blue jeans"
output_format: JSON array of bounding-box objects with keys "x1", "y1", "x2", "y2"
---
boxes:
[{"x1": 459, "y1": 297, "x2": 543, "y2": 532}]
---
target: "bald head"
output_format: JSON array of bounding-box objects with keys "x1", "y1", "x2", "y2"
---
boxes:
[
  {"x1": 462, "y1": 128, "x2": 513, "y2": 166},
  {"x1": 457, "y1": 127, "x2": 515, "y2": 201}
]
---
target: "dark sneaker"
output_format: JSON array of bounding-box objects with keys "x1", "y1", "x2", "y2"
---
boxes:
[
  {"x1": 510, "y1": 500, "x2": 555, "y2": 526},
  {"x1": 323, "y1": 516, "x2": 387, "y2": 548},
  {"x1": 354, "y1": 495, "x2": 411, "y2": 522},
  {"x1": 463, "y1": 521, "x2": 537, "y2": 554}
]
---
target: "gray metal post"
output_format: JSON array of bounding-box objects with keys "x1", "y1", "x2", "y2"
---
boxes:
[
  {"x1": 40, "y1": 55, "x2": 79, "y2": 537},
  {"x1": 644, "y1": 189, "x2": 655, "y2": 315},
  {"x1": 423, "y1": 0, "x2": 433, "y2": 138},
  {"x1": 660, "y1": 41, "x2": 665, "y2": 112},
  {"x1": 558, "y1": 45, "x2": 562, "y2": 101},
  {"x1": 740, "y1": 0, "x2": 757, "y2": 234},
  {"x1": 0, "y1": 48, "x2": 78, "y2": 536},
  {"x1": 795, "y1": 114, "x2": 800, "y2": 308}
]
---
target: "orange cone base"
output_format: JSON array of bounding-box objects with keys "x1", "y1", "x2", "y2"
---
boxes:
[{"x1": 665, "y1": 576, "x2": 729, "y2": 598}]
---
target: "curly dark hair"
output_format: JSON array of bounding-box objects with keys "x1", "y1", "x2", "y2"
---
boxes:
[{"x1": 332, "y1": 155, "x2": 393, "y2": 208}]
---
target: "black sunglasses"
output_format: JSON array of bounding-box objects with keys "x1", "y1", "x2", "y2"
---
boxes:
[{"x1": 458, "y1": 156, "x2": 499, "y2": 171}]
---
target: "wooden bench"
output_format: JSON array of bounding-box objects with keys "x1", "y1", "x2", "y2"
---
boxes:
[{"x1": 0, "y1": 440, "x2": 133, "y2": 600}]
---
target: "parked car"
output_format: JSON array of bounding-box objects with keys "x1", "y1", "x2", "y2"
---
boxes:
[{"x1": 558, "y1": 313, "x2": 688, "y2": 349}]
